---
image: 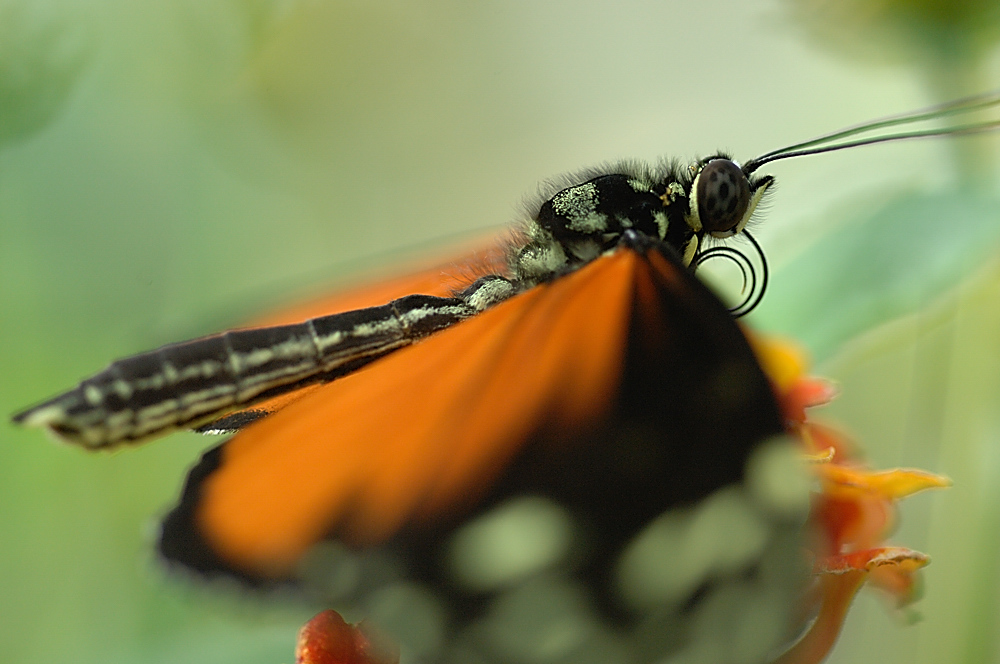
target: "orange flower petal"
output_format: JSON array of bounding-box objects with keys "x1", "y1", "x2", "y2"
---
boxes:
[
  {"x1": 870, "y1": 564, "x2": 925, "y2": 607},
  {"x1": 815, "y1": 547, "x2": 930, "y2": 575},
  {"x1": 813, "y1": 492, "x2": 893, "y2": 552},
  {"x1": 782, "y1": 378, "x2": 839, "y2": 423},
  {"x1": 295, "y1": 610, "x2": 399, "y2": 664}
]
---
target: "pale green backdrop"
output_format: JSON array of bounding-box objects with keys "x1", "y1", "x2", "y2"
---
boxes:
[{"x1": 2, "y1": 1, "x2": 999, "y2": 663}]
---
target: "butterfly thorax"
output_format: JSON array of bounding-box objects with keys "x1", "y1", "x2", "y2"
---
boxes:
[{"x1": 509, "y1": 156, "x2": 773, "y2": 290}]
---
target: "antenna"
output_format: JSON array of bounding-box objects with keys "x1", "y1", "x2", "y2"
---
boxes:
[{"x1": 743, "y1": 89, "x2": 1000, "y2": 174}]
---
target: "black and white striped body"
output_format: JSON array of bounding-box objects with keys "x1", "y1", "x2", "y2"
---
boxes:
[
  {"x1": 12, "y1": 294, "x2": 491, "y2": 448},
  {"x1": 13, "y1": 155, "x2": 772, "y2": 448}
]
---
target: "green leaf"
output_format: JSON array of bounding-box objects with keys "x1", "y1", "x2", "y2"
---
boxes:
[{"x1": 757, "y1": 189, "x2": 1000, "y2": 359}]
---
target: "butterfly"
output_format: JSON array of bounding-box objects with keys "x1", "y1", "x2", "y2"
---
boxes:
[{"x1": 12, "y1": 90, "x2": 1000, "y2": 662}]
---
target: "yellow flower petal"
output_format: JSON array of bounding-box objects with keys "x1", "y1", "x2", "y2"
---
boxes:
[
  {"x1": 746, "y1": 333, "x2": 810, "y2": 394},
  {"x1": 819, "y1": 466, "x2": 951, "y2": 500}
]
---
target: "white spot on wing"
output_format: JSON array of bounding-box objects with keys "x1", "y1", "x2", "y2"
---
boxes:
[
  {"x1": 446, "y1": 496, "x2": 575, "y2": 592},
  {"x1": 614, "y1": 485, "x2": 770, "y2": 612}
]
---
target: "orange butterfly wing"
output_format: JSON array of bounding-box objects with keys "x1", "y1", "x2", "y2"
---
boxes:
[
  {"x1": 189, "y1": 251, "x2": 633, "y2": 575},
  {"x1": 161, "y1": 239, "x2": 783, "y2": 581}
]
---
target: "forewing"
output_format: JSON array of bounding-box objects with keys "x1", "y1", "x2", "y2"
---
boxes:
[
  {"x1": 160, "y1": 238, "x2": 785, "y2": 585},
  {"x1": 161, "y1": 248, "x2": 636, "y2": 577}
]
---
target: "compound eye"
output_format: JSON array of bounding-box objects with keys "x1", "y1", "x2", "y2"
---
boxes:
[{"x1": 696, "y1": 159, "x2": 751, "y2": 236}]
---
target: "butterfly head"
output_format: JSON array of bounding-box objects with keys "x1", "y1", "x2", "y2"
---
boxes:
[{"x1": 686, "y1": 157, "x2": 774, "y2": 240}]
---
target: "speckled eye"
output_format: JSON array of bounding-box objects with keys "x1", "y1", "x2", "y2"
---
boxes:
[{"x1": 695, "y1": 159, "x2": 751, "y2": 236}]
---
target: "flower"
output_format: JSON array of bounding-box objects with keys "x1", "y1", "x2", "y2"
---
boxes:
[{"x1": 753, "y1": 335, "x2": 951, "y2": 664}]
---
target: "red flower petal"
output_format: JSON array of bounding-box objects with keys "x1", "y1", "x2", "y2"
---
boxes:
[{"x1": 295, "y1": 610, "x2": 399, "y2": 664}]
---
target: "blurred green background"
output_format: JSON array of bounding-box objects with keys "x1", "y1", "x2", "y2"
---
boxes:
[{"x1": 2, "y1": 0, "x2": 999, "y2": 662}]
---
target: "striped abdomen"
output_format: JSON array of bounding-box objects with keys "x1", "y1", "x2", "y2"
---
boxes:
[{"x1": 13, "y1": 294, "x2": 477, "y2": 448}]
